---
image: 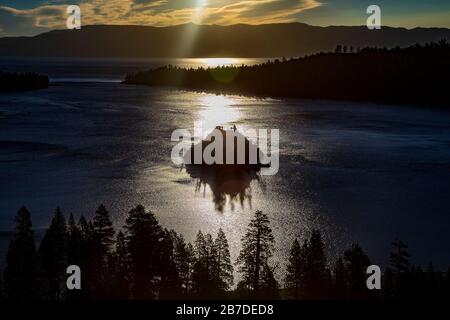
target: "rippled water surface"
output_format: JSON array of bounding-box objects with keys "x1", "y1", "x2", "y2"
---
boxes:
[{"x1": 1, "y1": 59, "x2": 450, "y2": 269}]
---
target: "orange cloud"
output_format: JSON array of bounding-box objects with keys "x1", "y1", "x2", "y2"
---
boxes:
[{"x1": 0, "y1": 0, "x2": 322, "y2": 36}]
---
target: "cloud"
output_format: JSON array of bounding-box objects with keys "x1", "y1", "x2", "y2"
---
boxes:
[
  {"x1": 199, "y1": 0, "x2": 322, "y2": 24},
  {"x1": 0, "y1": 0, "x2": 321, "y2": 36},
  {"x1": 0, "y1": 5, "x2": 66, "y2": 36}
]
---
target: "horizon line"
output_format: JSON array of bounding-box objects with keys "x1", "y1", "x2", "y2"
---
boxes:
[{"x1": 2, "y1": 22, "x2": 450, "y2": 39}]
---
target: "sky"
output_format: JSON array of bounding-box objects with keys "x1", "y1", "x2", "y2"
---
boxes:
[{"x1": 0, "y1": 0, "x2": 449, "y2": 37}]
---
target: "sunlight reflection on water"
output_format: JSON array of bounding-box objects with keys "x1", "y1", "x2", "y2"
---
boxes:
[
  {"x1": 197, "y1": 94, "x2": 241, "y2": 132},
  {"x1": 2, "y1": 83, "x2": 450, "y2": 273}
]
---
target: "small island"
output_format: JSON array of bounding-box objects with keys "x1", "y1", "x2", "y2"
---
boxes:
[
  {"x1": 124, "y1": 40, "x2": 450, "y2": 106},
  {"x1": 0, "y1": 71, "x2": 49, "y2": 92}
]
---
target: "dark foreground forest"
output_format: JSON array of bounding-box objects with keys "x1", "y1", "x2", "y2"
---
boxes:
[
  {"x1": 1, "y1": 205, "x2": 449, "y2": 300},
  {"x1": 0, "y1": 72, "x2": 49, "y2": 92},
  {"x1": 124, "y1": 41, "x2": 450, "y2": 106}
]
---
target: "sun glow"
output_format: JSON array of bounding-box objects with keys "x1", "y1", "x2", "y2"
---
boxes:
[
  {"x1": 193, "y1": 0, "x2": 209, "y2": 23},
  {"x1": 199, "y1": 58, "x2": 240, "y2": 67}
]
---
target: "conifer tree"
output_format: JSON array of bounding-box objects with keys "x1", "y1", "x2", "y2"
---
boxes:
[
  {"x1": 185, "y1": 243, "x2": 196, "y2": 293},
  {"x1": 110, "y1": 231, "x2": 130, "y2": 299},
  {"x1": 192, "y1": 231, "x2": 207, "y2": 295},
  {"x1": 78, "y1": 215, "x2": 92, "y2": 239},
  {"x1": 92, "y1": 205, "x2": 115, "y2": 254},
  {"x1": 343, "y1": 244, "x2": 370, "y2": 299},
  {"x1": 65, "y1": 213, "x2": 86, "y2": 300},
  {"x1": 38, "y1": 206, "x2": 69, "y2": 300},
  {"x1": 67, "y1": 213, "x2": 81, "y2": 264},
  {"x1": 304, "y1": 229, "x2": 330, "y2": 299},
  {"x1": 204, "y1": 233, "x2": 218, "y2": 280},
  {"x1": 390, "y1": 238, "x2": 411, "y2": 274},
  {"x1": 333, "y1": 256, "x2": 347, "y2": 299},
  {"x1": 124, "y1": 205, "x2": 163, "y2": 299},
  {"x1": 214, "y1": 228, "x2": 233, "y2": 292},
  {"x1": 158, "y1": 229, "x2": 181, "y2": 299},
  {"x1": 4, "y1": 206, "x2": 39, "y2": 300},
  {"x1": 91, "y1": 204, "x2": 115, "y2": 298},
  {"x1": 236, "y1": 210, "x2": 275, "y2": 296},
  {"x1": 192, "y1": 231, "x2": 218, "y2": 296},
  {"x1": 260, "y1": 263, "x2": 279, "y2": 299},
  {"x1": 76, "y1": 215, "x2": 93, "y2": 299},
  {"x1": 285, "y1": 238, "x2": 304, "y2": 299},
  {"x1": 172, "y1": 231, "x2": 195, "y2": 295}
]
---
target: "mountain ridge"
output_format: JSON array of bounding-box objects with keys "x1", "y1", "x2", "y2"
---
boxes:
[{"x1": 1, "y1": 23, "x2": 450, "y2": 58}]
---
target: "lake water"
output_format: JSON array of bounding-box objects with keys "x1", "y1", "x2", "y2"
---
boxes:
[{"x1": 1, "y1": 58, "x2": 450, "y2": 271}]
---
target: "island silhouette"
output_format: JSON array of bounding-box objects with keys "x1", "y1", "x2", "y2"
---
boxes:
[
  {"x1": 124, "y1": 40, "x2": 450, "y2": 106},
  {"x1": 0, "y1": 71, "x2": 48, "y2": 92},
  {"x1": 183, "y1": 126, "x2": 269, "y2": 211}
]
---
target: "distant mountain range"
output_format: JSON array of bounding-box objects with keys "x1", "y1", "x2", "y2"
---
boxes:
[{"x1": 1, "y1": 23, "x2": 450, "y2": 58}]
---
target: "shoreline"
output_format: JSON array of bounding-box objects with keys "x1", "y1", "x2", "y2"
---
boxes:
[{"x1": 124, "y1": 42, "x2": 450, "y2": 108}]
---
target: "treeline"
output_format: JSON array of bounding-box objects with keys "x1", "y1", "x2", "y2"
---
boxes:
[
  {"x1": 1, "y1": 206, "x2": 449, "y2": 300},
  {"x1": 0, "y1": 71, "x2": 49, "y2": 92},
  {"x1": 124, "y1": 40, "x2": 450, "y2": 106}
]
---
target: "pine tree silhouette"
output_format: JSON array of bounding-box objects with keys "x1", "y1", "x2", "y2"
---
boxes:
[
  {"x1": 192, "y1": 231, "x2": 218, "y2": 297},
  {"x1": 4, "y1": 206, "x2": 39, "y2": 299},
  {"x1": 389, "y1": 238, "x2": 412, "y2": 299},
  {"x1": 110, "y1": 231, "x2": 131, "y2": 299},
  {"x1": 77, "y1": 215, "x2": 94, "y2": 299},
  {"x1": 158, "y1": 229, "x2": 182, "y2": 299},
  {"x1": 38, "y1": 207, "x2": 69, "y2": 299},
  {"x1": 91, "y1": 204, "x2": 115, "y2": 298},
  {"x1": 2, "y1": 204, "x2": 450, "y2": 301},
  {"x1": 343, "y1": 244, "x2": 370, "y2": 299},
  {"x1": 213, "y1": 228, "x2": 233, "y2": 293},
  {"x1": 171, "y1": 231, "x2": 195, "y2": 296},
  {"x1": 305, "y1": 229, "x2": 330, "y2": 299},
  {"x1": 66, "y1": 213, "x2": 86, "y2": 300},
  {"x1": 259, "y1": 263, "x2": 279, "y2": 299},
  {"x1": 124, "y1": 205, "x2": 163, "y2": 299},
  {"x1": 390, "y1": 238, "x2": 411, "y2": 274},
  {"x1": 333, "y1": 256, "x2": 347, "y2": 299},
  {"x1": 285, "y1": 238, "x2": 304, "y2": 299},
  {"x1": 236, "y1": 210, "x2": 275, "y2": 298}
]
